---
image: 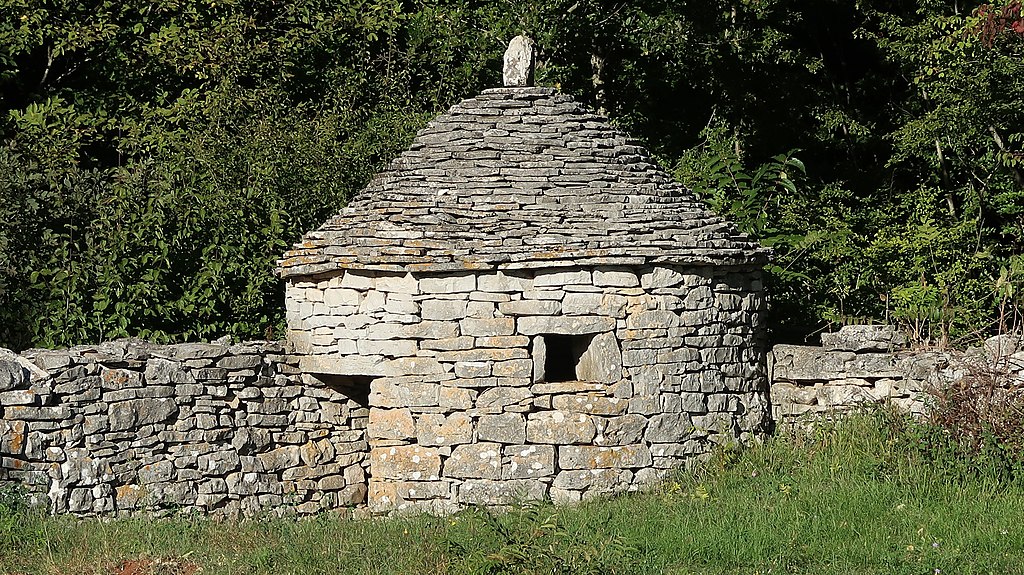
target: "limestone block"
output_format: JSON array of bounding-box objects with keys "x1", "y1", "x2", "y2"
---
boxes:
[
  {"x1": 526, "y1": 411, "x2": 595, "y2": 444},
  {"x1": 0, "y1": 389, "x2": 35, "y2": 406},
  {"x1": 257, "y1": 445, "x2": 300, "y2": 472},
  {"x1": 644, "y1": 413, "x2": 693, "y2": 443},
  {"x1": 324, "y1": 288, "x2": 361, "y2": 307},
  {"x1": 420, "y1": 275, "x2": 476, "y2": 294},
  {"x1": 557, "y1": 444, "x2": 652, "y2": 469},
  {"x1": 460, "y1": 317, "x2": 515, "y2": 337},
  {"x1": 422, "y1": 300, "x2": 469, "y2": 321},
  {"x1": 375, "y1": 273, "x2": 419, "y2": 294},
  {"x1": 366, "y1": 321, "x2": 459, "y2": 340},
  {"x1": 393, "y1": 481, "x2": 451, "y2": 500},
  {"x1": 770, "y1": 382, "x2": 818, "y2": 406},
  {"x1": 0, "y1": 420, "x2": 27, "y2": 456},
  {"x1": 554, "y1": 468, "x2": 631, "y2": 491},
  {"x1": 478, "y1": 272, "x2": 532, "y2": 292},
  {"x1": 596, "y1": 414, "x2": 647, "y2": 445},
  {"x1": 640, "y1": 267, "x2": 685, "y2": 289},
  {"x1": 593, "y1": 268, "x2": 639, "y2": 287},
  {"x1": 517, "y1": 316, "x2": 615, "y2": 336},
  {"x1": 455, "y1": 362, "x2": 491, "y2": 378},
  {"x1": 0, "y1": 350, "x2": 26, "y2": 391},
  {"x1": 576, "y1": 332, "x2": 623, "y2": 383},
  {"x1": 340, "y1": 271, "x2": 376, "y2": 290},
  {"x1": 421, "y1": 336, "x2": 475, "y2": 351},
  {"x1": 820, "y1": 324, "x2": 906, "y2": 352},
  {"x1": 534, "y1": 269, "x2": 590, "y2": 287},
  {"x1": 371, "y1": 445, "x2": 441, "y2": 481},
  {"x1": 682, "y1": 286, "x2": 714, "y2": 309},
  {"x1": 357, "y1": 339, "x2": 418, "y2": 358},
  {"x1": 369, "y1": 381, "x2": 439, "y2": 408},
  {"x1": 497, "y1": 300, "x2": 561, "y2": 316},
  {"x1": 368, "y1": 408, "x2": 416, "y2": 440},
  {"x1": 531, "y1": 381, "x2": 605, "y2": 394},
  {"x1": 476, "y1": 335, "x2": 531, "y2": 348},
  {"x1": 459, "y1": 479, "x2": 546, "y2": 505},
  {"x1": 359, "y1": 291, "x2": 387, "y2": 314},
  {"x1": 478, "y1": 413, "x2": 526, "y2": 444},
  {"x1": 626, "y1": 310, "x2": 680, "y2": 329},
  {"x1": 231, "y1": 427, "x2": 271, "y2": 454},
  {"x1": 504, "y1": 444, "x2": 554, "y2": 479},
  {"x1": 466, "y1": 301, "x2": 496, "y2": 318},
  {"x1": 439, "y1": 387, "x2": 474, "y2": 410},
  {"x1": 549, "y1": 487, "x2": 581, "y2": 505},
  {"x1": 476, "y1": 387, "x2": 532, "y2": 409},
  {"x1": 551, "y1": 394, "x2": 627, "y2": 415},
  {"x1": 198, "y1": 450, "x2": 241, "y2": 475},
  {"x1": 436, "y1": 348, "x2": 528, "y2": 363},
  {"x1": 444, "y1": 442, "x2": 502, "y2": 479},
  {"x1": 381, "y1": 357, "x2": 445, "y2": 376},
  {"x1": 416, "y1": 413, "x2": 472, "y2": 446},
  {"x1": 492, "y1": 359, "x2": 533, "y2": 378},
  {"x1": 107, "y1": 398, "x2": 178, "y2": 432},
  {"x1": 522, "y1": 289, "x2": 564, "y2": 300},
  {"x1": 502, "y1": 35, "x2": 535, "y2": 87},
  {"x1": 384, "y1": 296, "x2": 419, "y2": 315}
]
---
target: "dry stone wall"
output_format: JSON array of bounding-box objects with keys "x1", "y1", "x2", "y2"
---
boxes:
[
  {"x1": 285, "y1": 264, "x2": 768, "y2": 514},
  {"x1": 770, "y1": 325, "x2": 1024, "y2": 427},
  {"x1": 0, "y1": 341, "x2": 367, "y2": 517}
]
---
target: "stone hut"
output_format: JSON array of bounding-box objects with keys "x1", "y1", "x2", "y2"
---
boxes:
[{"x1": 278, "y1": 40, "x2": 769, "y2": 514}]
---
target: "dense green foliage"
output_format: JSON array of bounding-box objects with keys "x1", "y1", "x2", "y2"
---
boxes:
[
  {"x1": 3, "y1": 412, "x2": 1024, "y2": 574},
  {"x1": 1, "y1": 0, "x2": 1023, "y2": 348}
]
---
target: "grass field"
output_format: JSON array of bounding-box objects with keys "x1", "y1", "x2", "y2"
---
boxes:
[{"x1": 3, "y1": 411, "x2": 1023, "y2": 575}]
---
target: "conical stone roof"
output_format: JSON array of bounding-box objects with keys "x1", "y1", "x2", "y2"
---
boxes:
[{"x1": 278, "y1": 87, "x2": 767, "y2": 279}]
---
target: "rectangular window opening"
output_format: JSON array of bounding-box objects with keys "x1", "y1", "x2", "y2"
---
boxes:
[
  {"x1": 316, "y1": 374, "x2": 373, "y2": 407},
  {"x1": 542, "y1": 334, "x2": 596, "y2": 383}
]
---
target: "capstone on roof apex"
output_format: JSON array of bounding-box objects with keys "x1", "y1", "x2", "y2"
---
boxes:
[{"x1": 503, "y1": 35, "x2": 536, "y2": 87}]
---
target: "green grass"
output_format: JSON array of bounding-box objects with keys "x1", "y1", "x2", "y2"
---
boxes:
[{"x1": 3, "y1": 412, "x2": 1024, "y2": 575}]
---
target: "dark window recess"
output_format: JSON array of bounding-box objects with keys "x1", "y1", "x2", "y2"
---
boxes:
[
  {"x1": 543, "y1": 334, "x2": 595, "y2": 382},
  {"x1": 317, "y1": 374, "x2": 373, "y2": 407}
]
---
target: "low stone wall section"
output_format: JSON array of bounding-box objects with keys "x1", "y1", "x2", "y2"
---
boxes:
[
  {"x1": 0, "y1": 341, "x2": 367, "y2": 517},
  {"x1": 770, "y1": 325, "x2": 1024, "y2": 426}
]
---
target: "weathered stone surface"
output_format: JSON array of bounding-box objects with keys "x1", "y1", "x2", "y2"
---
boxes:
[
  {"x1": 503, "y1": 444, "x2": 554, "y2": 479},
  {"x1": 557, "y1": 444, "x2": 652, "y2": 469},
  {"x1": 640, "y1": 267, "x2": 686, "y2": 289},
  {"x1": 417, "y1": 413, "x2": 473, "y2": 446},
  {"x1": 0, "y1": 350, "x2": 26, "y2": 391},
  {"x1": 497, "y1": 299, "x2": 561, "y2": 316},
  {"x1": 477, "y1": 413, "x2": 526, "y2": 444},
  {"x1": 576, "y1": 332, "x2": 623, "y2": 384},
  {"x1": 108, "y1": 399, "x2": 178, "y2": 431},
  {"x1": 526, "y1": 411, "x2": 595, "y2": 444},
  {"x1": 460, "y1": 318, "x2": 514, "y2": 337},
  {"x1": 644, "y1": 413, "x2": 693, "y2": 443},
  {"x1": 551, "y1": 394, "x2": 627, "y2": 415},
  {"x1": 593, "y1": 268, "x2": 639, "y2": 287},
  {"x1": 476, "y1": 387, "x2": 532, "y2": 409},
  {"x1": 459, "y1": 479, "x2": 546, "y2": 505},
  {"x1": 597, "y1": 414, "x2": 647, "y2": 445},
  {"x1": 368, "y1": 408, "x2": 416, "y2": 440},
  {"x1": 502, "y1": 35, "x2": 535, "y2": 87},
  {"x1": 421, "y1": 300, "x2": 469, "y2": 321},
  {"x1": 517, "y1": 316, "x2": 616, "y2": 336},
  {"x1": 554, "y1": 468, "x2": 631, "y2": 491},
  {"x1": 371, "y1": 445, "x2": 442, "y2": 481},
  {"x1": 445, "y1": 442, "x2": 502, "y2": 479},
  {"x1": 820, "y1": 324, "x2": 906, "y2": 352}
]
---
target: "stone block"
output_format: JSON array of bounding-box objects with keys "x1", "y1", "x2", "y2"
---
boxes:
[
  {"x1": 371, "y1": 445, "x2": 441, "y2": 481},
  {"x1": 0, "y1": 421, "x2": 27, "y2": 456},
  {"x1": 576, "y1": 332, "x2": 623, "y2": 383},
  {"x1": 644, "y1": 413, "x2": 693, "y2": 443},
  {"x1": 593, "y1": 268, "x2": 639, "y2": 287},
  {"x1": 478, "y1": 413, "x2": 526, "y2": 444},
  {"x1": 492, "y1": 359, "x2": 533, "y2": 378},
  {"x1": 820, "y1": 324, "x2": 906, "y2": 352},
  {"x1": 533, "y1": 269, "x2": 591, "y2": 287},
  {"x1": 421, "y1": 336, "x2": 475, "y2": 351},
  {"x1": 257, "y1": 445, "x2": 300, "y2": 472},
  {"x1": 340, "y1": 270, "x2": 376, "y2": 290},
  {"x1": 444, "y1": 442, "x2": 502, "y2": 479},
  {"x1": 439, "y1": 387, "x2": 474, "y2": 410},
  {"x1": 357, "y1": 339, "x2": 418, "y2": 357},
  {"x1": 368, "y1": 408, "x2": 416, "y2": 440},
  {"x1": 381, "y1": 357, "x2": 445, "y2": 376},
  {"x1": 108, "y1": 398, "x2": 178, "y2": 432},
  {"x1": 597, "y1": 414, "x2": 647, "y2": 445},
  {"x1": 640, "y1": 267, "x2": 685, "y2": 289},
  {"x1": 421, "y1": 300, "x2": 469, "y2": 321},
  {"x1": 476, "y1": 387, "x2": 532, "y2": 409},
  {"x1": 557, "y1": 444, "x2": 652, "y2": 469},
  {"x1": 455, "y1": 362, "x2": 491, "y2": 378},
  {"x1": 417, "y1": 413, "x2": 472, "y2": 446},
  {"x1": 460, "y1": 318, "x2": 515, "y2": 337},
  {"x1": 554, "y1": 468, "x2": 631, "y2": 491},
  {"x1": 420, "y1": 275, "x2": 476, "y2": 294},
  {"x1": 376, "y1": 273, "x2": 419, "y2": 294},
  {"x1": 324, "y1": 288, "x2": 361, "y2": 307},
  {"x1": 526, "y1": 411, "x2": 595, "y2": 444},
  {"x1": 503, "y1": 444, "x2": 554, "y2": 479},
  {"x1": 458, "y1": 479, "x2": 546, "y2": 505},
  {"x1": 478, "y1": 272, "x2": 532, "y2": 292},
  {"x1": 0, "y1": 389, "x2": 36, "y2": 406},
  {"x1": 517, "y1": 316, "x2": 615, "y2": 336},
  {"x1": 551, "y1": 394, "x2": 627, "y2": 415},
  {"x1": 476, "y1": 335, "x2": 531, "y2": 348},
  {"x1": 497, "y1": 300, "x2": 561, "y2": 316}
]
